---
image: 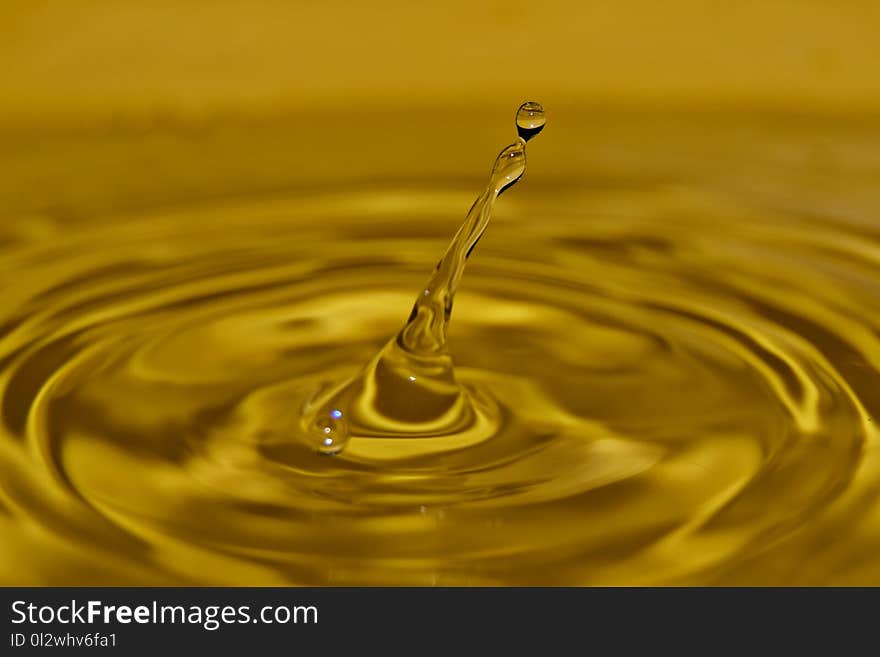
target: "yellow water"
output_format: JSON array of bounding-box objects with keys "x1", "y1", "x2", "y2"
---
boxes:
[
  {"x1": 1, "y1": 107, "x2": 880, "y2": 585},
  {"x1": 304, "y1": 102, "x2": 546, "y2": 456}
]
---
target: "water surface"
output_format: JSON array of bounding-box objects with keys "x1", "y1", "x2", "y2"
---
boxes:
[{"x1": 1, "y1": 108, "x2": 879, "y2": 584}]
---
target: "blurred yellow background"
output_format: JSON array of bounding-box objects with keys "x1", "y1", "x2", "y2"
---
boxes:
[
  {"x1": 2, "y1": 0, "x2": 880, "y2": 121},
  {"x1": 3, "y1": 0, "x2": 880, "y2": 222}
]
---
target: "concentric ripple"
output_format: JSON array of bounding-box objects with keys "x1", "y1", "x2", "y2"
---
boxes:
[{"x1": 1, "y1": 180, "x2": 879, "y2": 585}]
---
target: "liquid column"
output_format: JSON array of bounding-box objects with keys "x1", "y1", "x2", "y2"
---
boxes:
[{"x1": 304, "y1": 101, "x2": 546, "y2": 454}]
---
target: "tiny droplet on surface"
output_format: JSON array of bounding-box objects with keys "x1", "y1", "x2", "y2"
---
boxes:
[{"x1": 312, "y1": 411, "x2": 349, "y2": 456}]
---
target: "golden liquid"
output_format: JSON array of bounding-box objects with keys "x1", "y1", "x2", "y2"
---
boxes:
[
  {"x1": 1, "y1": 107, "x2": 879, "y2": 585},
  {"x1": 304, "y1": 102, "x2": 545, "y2": 455}
]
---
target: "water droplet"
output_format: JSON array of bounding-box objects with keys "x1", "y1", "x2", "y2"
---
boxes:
[
  {"x1": 491, "y1": 142, "x2": 526, "y2": 194},
  {"x1": 302, "y1": 102, "x2": 545, "y2": 454},
  {"x1": 516, "y1": 101, "x2": 545, "y2": 142},
  {"x1": 310, "y1": 410, "x2": 349, "y2": 456}
]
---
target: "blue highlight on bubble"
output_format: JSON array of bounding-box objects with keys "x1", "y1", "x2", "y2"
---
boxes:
[{"x1": 330, "y1": 409, "x2": 343, "y2": 419}]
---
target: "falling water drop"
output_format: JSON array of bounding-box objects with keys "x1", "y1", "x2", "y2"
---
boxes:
[
  {"x1": 303, "y1": 101, "x2": 545, "y2": 455},
  {"x1": 515, "y1": 101, "x2": 546, "y2": 142}
]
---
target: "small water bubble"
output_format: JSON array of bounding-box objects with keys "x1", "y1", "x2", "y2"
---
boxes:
[
  {"x1": 515, "y1": 101, "x2": 545, "y2": 142},
  {"x1": 311, "y1": 410, "x2": 349, "y2": 455}
]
